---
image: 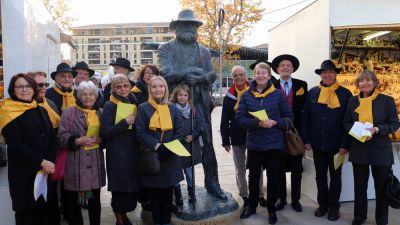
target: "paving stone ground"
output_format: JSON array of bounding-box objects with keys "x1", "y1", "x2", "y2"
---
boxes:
[{"x1": 62, "y1": 106, "x2": 400, "y2": 225}]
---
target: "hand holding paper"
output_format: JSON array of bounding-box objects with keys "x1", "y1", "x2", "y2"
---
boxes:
[
  {"x1": 163, "y1": 139, "x2": 191, "y2": 157},
  {"x1": 249, "y1": 110, "x2": 268, "y2": 121},
  {"x1": 85, "y1": 125, "x2": 100, "y2": 150},
  {"x1": 349, "y1": 122, "x2": 373, "y2": 143},
  {"x1": 333, "y1": 153, "x2": 345, "y2": 170},
  {"x1": 115, "y1": 102, "x2": 137, "y2": 129},
  {"x1": 34, "y1": 170, "x2": 48, "y2": 201}
]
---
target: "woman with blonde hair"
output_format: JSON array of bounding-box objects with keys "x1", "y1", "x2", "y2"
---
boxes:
[{"x1": 135, "y1": 76, "x2": 184, "y2": 225}]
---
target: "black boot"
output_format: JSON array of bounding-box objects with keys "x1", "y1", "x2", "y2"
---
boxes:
[
  {"x1": 174, "y1": 186, "x2": 183, "y2": 207},
  {"x1": 188, "y1": 186, "x2": 196, "y2": 204}
]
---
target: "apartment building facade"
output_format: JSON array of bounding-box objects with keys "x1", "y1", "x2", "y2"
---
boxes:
[{"x1": 70, "y1": 22, "x2": 174, "y2": 71}]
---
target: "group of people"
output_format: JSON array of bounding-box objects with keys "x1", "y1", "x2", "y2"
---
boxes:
[
  {"x1": 221, "y1": 54, "x2": 399, "y2": 225},
  {"x1": 0, "y1": 57, "x2": 204, "y2": 225}
]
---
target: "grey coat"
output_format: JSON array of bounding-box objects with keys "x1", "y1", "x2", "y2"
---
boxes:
[
  {"x1": 343, "y1": 93, "x2": 400, "y2": 166},
  {"x1": 135, "y1": 102, "x2": 184, "y2": 188},
  {"x1": 100, "y1": 101, "x2": 140, "y2": 192},
  {"x1": 58, "y1": 107, "x2": 106, "y2": 191}
]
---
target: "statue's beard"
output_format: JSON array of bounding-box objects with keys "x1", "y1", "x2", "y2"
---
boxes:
[{"x1": 176, "y1": 31, "x2": 197, "y2": 44}]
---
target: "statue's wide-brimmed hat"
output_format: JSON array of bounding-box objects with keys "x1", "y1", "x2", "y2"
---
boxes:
[
  {"x1": 51, "y1": 63, "x2": 77, "y2": 80},
  {"x1": 315, "y1": 60, "x2": 341, "y2": 75},
  {"x1": 169, "y1": 9, "x2": 203, "y2": 30},
  {"x1": 271, "y1": 54, "x2": 300, "y2": 74},
  {"x1": 72, "y1": 61, "x2": 95, "y2": 77}
]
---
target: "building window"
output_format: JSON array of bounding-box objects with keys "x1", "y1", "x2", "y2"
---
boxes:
[
  {"x1": 104, "y1": 60, "x2": 107, "y2": 64},
  {"x1": 140, "y1": 52, "x2": 153, "y2": 58},
  {"x1": 116, "y1": 28, "x2": 123, "y2": 35},
  {"x1": 88, "y1": 38, "x2": 100, "y2": 43},
  {"x1": 89, "y1": 53, "x2": 100, "y2": 59},
  {"x1": 141, "y1": 59, "x2": 153, "y2": 64},
  {"x1": 141, "y1": 37, "x2": 153, "y2": 43},
  {"x1": 82, "y1": 53, "x2": 85, "y2": 59},
  {"x1": 89, "y1": 60, "x2": 100, "y2": 65},
  {"x1": 126, "y1": 52, "x2": 128, "y2": 58},
  {"x1": 147, "y1": 27, "x2": 152, "y2": 34},
  {"x1": 76, "y1": 53, "x2": 78, "y2": 59},
  {"x1": 88, "y1": 45, "x2": 100, "y2": 51},
  {"x1": 104, "y1": 53, "x2": 106, "y2": 58}
]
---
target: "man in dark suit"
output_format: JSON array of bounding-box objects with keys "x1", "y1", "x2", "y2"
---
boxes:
[{"x1": 272, "y1": 54, "x2": 308, "y2": 213}]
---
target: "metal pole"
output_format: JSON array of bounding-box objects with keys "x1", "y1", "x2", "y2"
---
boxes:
[
  {"x1": 338, "y1": 28, "x2": 350, "y2": 64},
  {"x1": 190, "y1": 85, "x2": 196, "y2": 207}
]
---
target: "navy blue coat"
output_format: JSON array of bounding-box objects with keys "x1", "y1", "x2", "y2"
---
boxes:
[
  {"x1": 236, "y1": 81, "x2": 294, "y2": 151},
  {"x1": 301, "y1": 85, "x2": 352, "y2": 153},
  {"x1": 220, "y1": 90, "x2": 247, "y2": 147},
  {"x1": 135, "y1": 102, "x2": 184, "y2": 188}
]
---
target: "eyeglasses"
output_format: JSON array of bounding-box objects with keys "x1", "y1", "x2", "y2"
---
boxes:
[
  {"x1": 114, "y1": 84, "x2": 131, "y2": 89},
  {"x1": 37, "y1": 83, "x2": 50, "y2": 88},
  {"x1": 15, "y1": 85, "x2": 33, "y2": 91}
]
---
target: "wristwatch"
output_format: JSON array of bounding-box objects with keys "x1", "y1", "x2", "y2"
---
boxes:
[{"x1": 375, "y1": 127, "x2": 379, "y2": 134}]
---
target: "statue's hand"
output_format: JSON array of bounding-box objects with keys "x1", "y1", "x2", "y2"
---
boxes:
[
  {"x1": 186, "y1": 74, "x2": 204, "y2": 85},
  {"x1": 191, "y1": 67, "x2": 204, "y2": 75}
]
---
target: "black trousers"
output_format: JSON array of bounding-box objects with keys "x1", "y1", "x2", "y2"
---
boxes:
[
  {"x1": 313, "y1": 150, "x2": 342, "y2": 209},
  {"x1": 15, "y1": 199, "x2": 46, "y2": 225},
  {"x1": 248, "y1": 149, "x2": 283, "y2": 212},
  {"x1": 64, "y1": 189, "x2": 101, "y2": 225},
  {"x1": 278, "y1": 154, "x2": 303, "y2": 203},
  {"x1": 148, "y1": 186, "x2": 173, "y2": 225},
  {"x1": 47, "y1": 179, "x2": 61, "y2": 225},
  {"x1": 352, "y1": 163, "x2": 391, "y2": 225}
]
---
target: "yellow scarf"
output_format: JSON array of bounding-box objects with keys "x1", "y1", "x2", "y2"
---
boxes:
[
  {"x1": 251, "y1": 85, "x2": 276, "y2": 98},
  {"x1": 75, "y1": 105, "x2": 100, "y2": 128},
  {"x1": 52, "y1": 85, "x2": 76, "y2": 110},
  {"x1": 148, "y1": 97, "x2": 173, "y2": 131},
  {"x1": 355, "y1": 89, "x2": 379, "y2": 123},
  {"x1": 39, "y1": 98, "x2": 61, "y2": 128},
  {"x1": 234, "y1": 84, "x2": 249, "y2": 112},
  {"x1": 110, "y1": 95, "x2": 122, "y2": 105},
  {"x1": 318, "y1": 81, "x2": 340, "y2": 109},
  {"x1": 131, "y1": 86, "x2": 142, "y2": 93},
  {"x1": 0, "y1": 98, "x2": 37, "y2": 133}
]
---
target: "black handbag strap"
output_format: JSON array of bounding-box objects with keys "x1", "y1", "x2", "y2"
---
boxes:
[
  {"x1": 284, "y1": 117, "x2": 294, "y2": 131},
  {"x1": 390, "y1": 126, "x2": 400, "y2": 163}
]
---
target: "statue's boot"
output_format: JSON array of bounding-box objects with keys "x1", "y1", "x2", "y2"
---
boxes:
[{"x1": 207, "y1": 185, "x2": 228, "y2": 200}]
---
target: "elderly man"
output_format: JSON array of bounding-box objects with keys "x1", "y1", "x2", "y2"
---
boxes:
[
  {"x1": 302, "y1": 60, "x2": 351, "y2": 221},
  {"x1": 220, "y1": 65, "x2": 267, "y2": 207},
  {"x1": 101, "y1": 57, "x2": 135, "y2": 106},
  {"x1": 46, "y1": 62, "x2": 78, "y2": 114},
  {"x1": 271, "y1": 54, "x2": 307, "y2": 212},
  {"x1": 72, "y1": 61, "x2": 95, "y2": 89},
  {"x1": 158, "y1": 9, "x2": 226, "y2": 199}
]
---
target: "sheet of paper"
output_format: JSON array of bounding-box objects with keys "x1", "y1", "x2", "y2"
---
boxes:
[
  {"x1": 115, "y1": 102, "x2": 137, "y2": 129},
  {"x1": 348, "y1": 122, "x2": 373, "y2": 143},
  {"x1": 85, "y1": 125, "x2": 100, "y2": 150},
  {"x1": 163, "y1": 139, "x2": 191, "y2": 157},
  {"x1": 249, "y1": 110, "x2": 268, "y2": 121},
  {"x1": 34, "y1": 170, "x2": 47, "y2": 201},
  {"x1": 333, "y1": 153, "x2": 345, "y2": 170}
]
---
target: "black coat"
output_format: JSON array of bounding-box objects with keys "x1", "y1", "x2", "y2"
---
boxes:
[
  {"x1": 101, "y1": 80, "x2": 136, "y2": 107},
  {"x1": 273, "y1": 78, "x2": 308, "y2": 130},
  {"x1": 343, "y1": 93, "x2": 400, "y2": 166},
  {"x1": 2, "y1": 106, "x2": 57, "y2": 211},
  {"x1": 301, "y1": 85, "x2": 352, "y2": 153},
  {"x1": 135, "y1": 102, "x2": 184, "y2": 188},
  {"x1": 45, "y1": 87, "x2": 77, "y2": 115},
  {"x1": 100, "y1": 99, "x2": 140, "y2": 192},
  {"x1": 220, "y1": 92, "x2": 247, "y2": 147},
  {"x1": 132, "y1": 80, "x2": 148, "y2": 105}
]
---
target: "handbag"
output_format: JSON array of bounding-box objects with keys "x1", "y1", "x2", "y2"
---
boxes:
[
  {"x1": 385, "y1": 128, "x2": 400, "y2": 209},
  {"x1": 139, "y1": 132, "x2": 163, "y2": 175},
  {"x1": 51, "y1": 108, "x2": 75, "y2": 181},
  {"x1": 283, "y1": 118, "x2": 305, "y2": 156}
]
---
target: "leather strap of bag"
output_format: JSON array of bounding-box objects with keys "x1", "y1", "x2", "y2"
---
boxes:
[
  {"x1": 390, "y1": 126, "x2": 400, "y2": 162},
  {"x1": 284, "y1": 117, "x2": 294, "y2": 131}
]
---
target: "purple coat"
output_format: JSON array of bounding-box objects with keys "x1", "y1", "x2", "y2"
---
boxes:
[{"x1": 58, "y1": 107, "x2": 106, "y2": 191}]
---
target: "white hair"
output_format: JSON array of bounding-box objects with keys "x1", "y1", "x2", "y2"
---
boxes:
[
  {"x1": 77, "y1": 81, "x2": 98, "y2": 99},
  {"x1": 231, "y1": 65, "x2": 247, "y2": 77}
]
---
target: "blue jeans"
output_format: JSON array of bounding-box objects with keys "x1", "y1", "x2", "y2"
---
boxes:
[{"x1": 175, "y1": 167, "x2": 193, "y2": 188}]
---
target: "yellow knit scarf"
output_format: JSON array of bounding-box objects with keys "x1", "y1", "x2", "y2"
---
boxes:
[
  {"x1": 251, "y1": 85, "x2": 275, "y2": 98},
  {"x1": 75, "y1": 105, "x2": 100, "y2": 129},
  {"x1": 39, "y1": 98, "x2": 61, "y2": 128},
  {"x1": 355, "y1": 89, "x2": 379, "y2": 123},
  {"x1": 318, "y1": 81, "x2": 340, "y2": 109},
  {"x1": 0, "y1": 98, "x2": 37, "y2": 133},
  {"x1": 234, "y1": 84, "x2": 249, "y2": 112},
  {"x1": 148, "y1": 97, "x2": 173, "y2": 131},
  {"x1": 52, "y1": 85, "x2": 76, "y2": 110},
  {"x1": 131, "y1": 86, "x2": 142, "y2": 93},
  {"x1": 109, "y1": 95, "x2": 122, "y2": 105}
]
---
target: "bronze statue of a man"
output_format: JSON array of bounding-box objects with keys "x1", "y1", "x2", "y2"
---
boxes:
[{"x1": 158, "y1": 9, "x2": 226, "y2": 199}]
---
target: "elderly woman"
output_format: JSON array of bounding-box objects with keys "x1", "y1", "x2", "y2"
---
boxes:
[
  {"x1": 343, "y1": 70, "x2": 399, "y2": 225},
  {"x1": 236, "y1": 63, "x2": 293, "y2": 224},
  {"x1": 0, "y1": 73, "x2": 56, "y2": 225},
  {"x1": 132, "y1": 64, "x2": 159, "y2": 104},
  {"x1": 135, "y1": 76, "x2": 184, "y2": 225},
  {"x1": 100, "y1": 74, "x2": 139, "y2": 225},
  {"x1": 220, "y1": 65, "x2": 266, "y2": 208},
  {"x1": 58, "y1": 81, "x2": 105, "y2": 225}
]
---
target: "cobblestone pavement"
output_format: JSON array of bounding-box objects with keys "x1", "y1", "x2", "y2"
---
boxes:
[{"x1": 62, "y1": 106, "x2": 400, "y2": 225}]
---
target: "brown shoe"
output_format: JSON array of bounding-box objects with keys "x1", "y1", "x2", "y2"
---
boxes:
[
  {"x1": 314, "y1": 206, "x2": 328, "y2": 217},
  {"x1": 328, "y1": 208, "x2": 340, "y2": 221}
]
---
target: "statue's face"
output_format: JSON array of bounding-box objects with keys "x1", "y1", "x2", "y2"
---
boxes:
[{"x1": 175, "y1": 22, "x2": 198, "y2": 44}]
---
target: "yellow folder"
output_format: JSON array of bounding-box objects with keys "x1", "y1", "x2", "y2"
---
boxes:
[
  {"x1": 163, "y1": 139, "x2": 191, "y2": 157},
  {"x1": 85, "y1": 125, "x2": 100, "y2": 150},
  {"x1": 249, "y1": 109, "x2": 268, "y2": 121},
  {"x1": 333, "y1": 153, "x2": 345, "y2": 170},
  {"x1": 115, "y1": 102, "x2": 137, "y2": 129}
]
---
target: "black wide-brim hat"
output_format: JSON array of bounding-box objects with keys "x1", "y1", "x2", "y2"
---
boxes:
[
  {"x1": 249, "y1": 59, "x2": 272, "y2": 70},
  {"x1": 271, "y1": 54, "x2": 300, "y2": 74},
  {"x1": 72, "y1": 61, "x2": 95, "y2": 77},
  {"x1": 315, "y1": 60, "x2": 341, "y2": 75},
  {"x1": 169, "y1": 9, "x2": 203, "y2": 30},
  {"x1": 109, "y1": 57, "x2": 135, "y2": 72},
  {"x1": 51, "y1": 63, "x2": 77, "y2": 80}
]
